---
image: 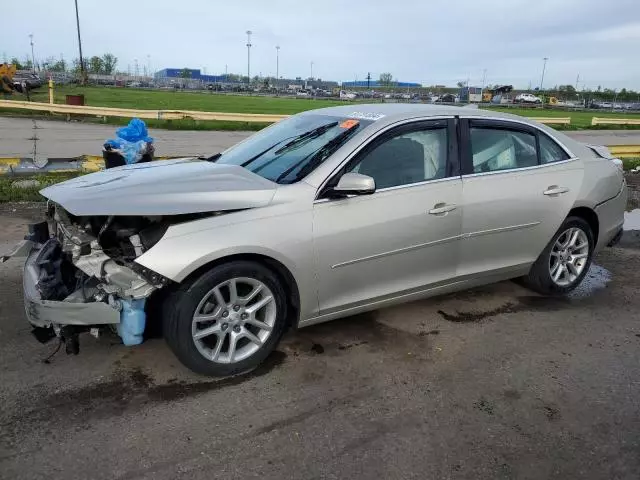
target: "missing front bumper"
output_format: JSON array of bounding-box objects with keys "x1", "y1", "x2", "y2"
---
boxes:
[{"x1": 23, "y1": 246, "x2": 120, "y2": 328}]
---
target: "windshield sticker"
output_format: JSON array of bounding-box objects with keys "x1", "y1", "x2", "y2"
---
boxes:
[
  {"x1": 339, "y1": 119, "x2": 360, "y2": 129},
  {"x1": 347, "y1": 111, "x2": 386, "y2": 121}
]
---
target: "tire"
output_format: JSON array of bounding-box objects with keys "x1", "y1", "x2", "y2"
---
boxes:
[
  {"x1": 164, "y1": 260, "x2": 288, "y2": 376},
  {"x1": 523, "y1": 216, "x2": 594, "y2": 295}
]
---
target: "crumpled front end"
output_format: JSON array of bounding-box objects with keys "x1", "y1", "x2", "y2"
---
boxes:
[{"x1": 16, "y1": 203, "x2": 173, "y2": 350}]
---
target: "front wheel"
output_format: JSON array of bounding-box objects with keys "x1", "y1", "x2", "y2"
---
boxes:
[
  {"x1": 523, "y1": 217, "x2": 594, "y2": 295},
  {"x1": 164, "y1": 261, "x2": 288, "y2": 376}
]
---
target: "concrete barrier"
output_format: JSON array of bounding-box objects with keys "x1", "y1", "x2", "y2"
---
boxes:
[
  {"x1": 592, "y1": 117, "x2": 640, "y2": 126},
  {"x1": 525, "y1": 117, "x2": 571, "y2": 125},
  {"x1": 0, "y1": 100, "x2": 288, "y2": 123},
  {"x1": 609, "y1": 145, "x2": 640, "y2": 158},
  {"x1": 0, "y1": 99, "x2": 578, "y2": 126}
]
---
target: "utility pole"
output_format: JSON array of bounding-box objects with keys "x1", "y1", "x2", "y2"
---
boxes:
[
  {"x1": 366, "y1": 72, "x2": 371, "y2": 89},
  {"x1": 481, "y1": 68, "x2": 487, "y2": 97},
  {"x1": 147, "y1": 54, "x2": 151, "y2": 77},
  {"x1": 28, "y1": 34, "x2": 35, "y2": 72},
  {"x1": 575, "y1": 73, "x2": 580, "y2": 91},
  {"x1": 246, "y1": 30, "x2": 252, "y2": 85},
  {"x1": 540, "y1": 57, "x2": 548, "y2": 91},
  {"x1": 74, "y1": 0, "x2": 86, "y2": 84},
  {"x1": 275, "y1": 45, "x2": 280, "y2": 87},
  {"x1": 310, "y1": 61, "x2": 314, "y2": 80}
]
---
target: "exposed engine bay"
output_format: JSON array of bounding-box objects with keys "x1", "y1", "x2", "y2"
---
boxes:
[{"x1": 26, "y1": 203, "x2": 219, "y2": 353}]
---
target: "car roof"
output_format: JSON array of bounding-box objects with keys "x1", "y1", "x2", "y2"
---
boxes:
[
  {"x1": 304, "y1": 102, "x2": 536, "y2": 124},
  {"x1": 300, "y1": 102, "x2": 584, "y2": 157}
]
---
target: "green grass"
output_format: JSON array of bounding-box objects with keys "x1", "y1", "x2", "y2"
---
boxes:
[
  {"x1": 4, "y1": 86, "x2": 640, "y2": 131},
  {"x1": 18, "y1": 85, "x2": 352, "y2": 114},
  {"x1": 484, "y1": 107, "x2": 640, "y2": 130},
  {"x1": 0, "y1": 172, "x2": 82, "y2": 202},
  {"x1": 622, "y1": 158, "x2": 640, "y2": 171}
]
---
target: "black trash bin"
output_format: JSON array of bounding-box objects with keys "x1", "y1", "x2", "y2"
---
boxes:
[{"x1": 103, "y1": 143, "x2": 154, "y2": 169}]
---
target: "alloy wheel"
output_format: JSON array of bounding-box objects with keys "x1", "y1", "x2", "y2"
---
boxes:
[
  {"x1": 191, "y1": 277, "x2": 276, "y2": 364},
  {"x1": 548, "y1": 227, "x2": 590, "y2": 287}
]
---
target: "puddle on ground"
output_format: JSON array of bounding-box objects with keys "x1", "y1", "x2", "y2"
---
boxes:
[
  {"x1": 569, "y1": 264, "x2": 611, "y2": 298},
  {"x1": 624, "y1": 209, "x2": 640, "y2": 230}
]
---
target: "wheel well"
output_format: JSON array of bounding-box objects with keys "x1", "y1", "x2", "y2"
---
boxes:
[
  {"x1": 182, "y1": 253, "x2": 301, "y2": 328},
  {"x1": 568, "y1": 207, "x2": 599, "y2": 244}
]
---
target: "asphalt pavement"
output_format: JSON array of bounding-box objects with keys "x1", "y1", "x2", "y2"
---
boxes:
[
  {"x1": 1, "y1": 204, "x2": 639, "y2": 480},
  {"x1": 1, "y1": 117, "x2": 639, "y2": 159}
]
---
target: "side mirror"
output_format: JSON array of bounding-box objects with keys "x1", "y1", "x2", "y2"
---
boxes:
[{"x1": 330, "y1": 173, "x2": 376, "y2": 197}]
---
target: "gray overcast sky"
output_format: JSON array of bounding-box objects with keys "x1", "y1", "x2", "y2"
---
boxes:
[{"x1": 4, "y1": 0, "x2": 640, "y2": 89}]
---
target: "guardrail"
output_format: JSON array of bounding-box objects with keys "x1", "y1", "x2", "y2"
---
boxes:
[
  {"x1": 592, "y1": 117, "x2": 640, "y2": 126},
  {"x1": 608, "y1": 145, "x2": 640, "y2": 158},
  {"x1": 0, "y1": 100, "x2": 287, "y2": 123},
  {"x1": 525, "y1": 117, "x2": 571, "y2": 125},
  {"x1": 0, "y1": 99, "x2": 577, "y2": 126}
]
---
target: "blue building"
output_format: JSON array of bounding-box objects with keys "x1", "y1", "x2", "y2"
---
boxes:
[
  {"x1": 341, "y1": 80, "x2": 422, "y2": 88},
  {"x1": 155, "y1": 68, "x2": 231, "y2": 83}
]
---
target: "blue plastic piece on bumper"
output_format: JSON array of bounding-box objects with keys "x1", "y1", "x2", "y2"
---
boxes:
[{"x1": 117, "y1": 298, "x2": 146, "y2": 346}]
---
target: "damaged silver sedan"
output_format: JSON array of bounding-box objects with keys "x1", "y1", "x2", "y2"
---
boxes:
[{"x1": 4, "y1": 104, "x2": 627, "y2": 376}]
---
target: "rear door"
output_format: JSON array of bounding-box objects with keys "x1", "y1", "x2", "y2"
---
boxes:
[{"x1": 457, "y1": 118, "x2": 584, "y2": 278}]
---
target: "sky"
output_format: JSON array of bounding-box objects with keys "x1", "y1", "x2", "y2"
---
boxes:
[{"x1": 3, "y1": 0, "x2": 640, "y2": 90}]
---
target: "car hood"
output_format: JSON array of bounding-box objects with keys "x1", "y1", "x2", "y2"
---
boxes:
[{"x1": 40, "y1": 158, "x2": 278, "y2": 216}]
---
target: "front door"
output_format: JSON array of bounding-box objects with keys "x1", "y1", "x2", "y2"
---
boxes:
[{"x1": 312, "y1": 119, "x2": 463, "y2": 316}]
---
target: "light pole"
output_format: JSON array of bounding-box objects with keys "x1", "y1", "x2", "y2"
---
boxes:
[
  {"x1": 246, "y1": 30, "x2": 252, "y2": 85},
  {"x1": 481, "y1": 68, "x2": 487, "y2": 101},
  {"x1": 74, "y1": 0, "x2": 86, "y2": 84},
  {"x1": 275, "y1": 45, "x2": 280, "y2": 88},
  {"x1": 310, "y1": 61, "x2": 314, "y2": 80},
  {"x1": 28, "y1": 34, "x2": 35, "y2": 72},
  {"x1": 540, "y1": 57, "x2": 548, "y2": 91}
]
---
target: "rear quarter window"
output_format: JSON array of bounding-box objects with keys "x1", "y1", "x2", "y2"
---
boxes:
[{"x1": 539, "y1": 134, "x2": 570, "y2": 164}]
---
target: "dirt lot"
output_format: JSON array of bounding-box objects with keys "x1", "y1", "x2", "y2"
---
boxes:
[{"x1": 1, "y1": 205, "x2": 639, "y2": 480}]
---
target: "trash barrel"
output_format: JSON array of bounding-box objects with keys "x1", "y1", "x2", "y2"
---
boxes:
[
  {"x1": 103, "y1": 143, "x2": 154, "y2": 169},
  {"x1": 65, "y1": 94, "x2": 85, "y2": 106}
]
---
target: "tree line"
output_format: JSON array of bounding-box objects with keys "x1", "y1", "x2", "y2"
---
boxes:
[{"x1": 8, "y1": 53, "x2": 118, "y2": 75}]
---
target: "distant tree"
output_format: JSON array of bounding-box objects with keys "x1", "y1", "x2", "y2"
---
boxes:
[
  {"x1": 379, "y1": 72, "x2": 393, "y2": 86},
  {"x1": 72, "y1": 58, "x2": 87, "y2": 74},
  {"x1": 102, "y1": 53, "x2": 117, "y2": 75},
  {"x1": 252, "y1": 75, "x2": 260, "y2": 83},
  {"x1": 88, "y1": 56, "x2": 104, "y2": 74},
  {"x1": 456, "y1": 81, "x2": 466, "y2": 88},
  {"x1": 10, "y1": 57, "x2": 24, "y2": 69}
]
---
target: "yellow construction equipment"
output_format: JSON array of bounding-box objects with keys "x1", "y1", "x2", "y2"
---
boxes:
[{"x1": 0, "y1": 63, "x2": 17, "y2": 97}]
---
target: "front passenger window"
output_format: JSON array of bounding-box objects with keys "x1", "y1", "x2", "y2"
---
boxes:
[
  {"x1": 470, "y1": 128, "x2": 537, "y2": 173},
  {"x1": 348, "y1": 128, "x2": 447, "y2": 189}
]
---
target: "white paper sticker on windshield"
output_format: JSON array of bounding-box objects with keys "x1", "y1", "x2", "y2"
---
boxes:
[{"x1": 347, "y1": 111, "x2": 386, "y2": 121}]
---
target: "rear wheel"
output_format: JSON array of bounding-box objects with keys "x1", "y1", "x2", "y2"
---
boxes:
[
  {"x1": 164, "y1": 261, "x2": 288, "y2": 376},
  {"x1": 524, "y1": 216, "x2": 594, "y2": 295}
]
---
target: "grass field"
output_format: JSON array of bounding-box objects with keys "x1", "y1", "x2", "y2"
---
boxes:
[
  {"x1": 5, "y1": 85, "x2": 640, "y2": 131},
  {"x1": 22, "y1": 85, "x2": 349, "y2": 114}
]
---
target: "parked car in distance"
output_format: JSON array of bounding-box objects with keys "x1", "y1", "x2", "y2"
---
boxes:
[
  {"x1": 12, "y1": 71, "x2": 42, "y2": 92},
  {"x1": 514, "y1": 93, "x2": 542, "y2": 104},
  {"x1": 435, "y1": 93, "x2": 457, "y2": 103},
  {"x1": 8, "y1": 104, "x2": 626, "y2": 377}
]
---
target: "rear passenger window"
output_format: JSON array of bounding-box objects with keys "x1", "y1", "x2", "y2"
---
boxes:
[
  {"x1": 539, "y1": 134, "x2": 570, "y2": 163},
  {"x1": 470, "y1": 128, "x2": 537, "y2": 173}
]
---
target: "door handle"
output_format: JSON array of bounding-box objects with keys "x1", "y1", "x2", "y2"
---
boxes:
[
  {"x1": 543, "y1": 186, "x2": 569, "y2": 196},
  {"x1": 429, "y1": 203, "x2": 457, "y2": 215}
]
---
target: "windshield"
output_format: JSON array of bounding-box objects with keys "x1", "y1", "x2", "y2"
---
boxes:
[{"x1": 216, "y1": 114, "x2": 373, "y2": 184}]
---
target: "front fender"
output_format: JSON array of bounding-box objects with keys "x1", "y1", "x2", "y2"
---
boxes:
[{"x1": 135, "y1": 209, "x2": 317, "y2": 319}]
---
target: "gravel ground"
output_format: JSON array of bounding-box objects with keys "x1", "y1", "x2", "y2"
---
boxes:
[{"x1": 0, "y1": 206, "x2": 639, "y2": 480}]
